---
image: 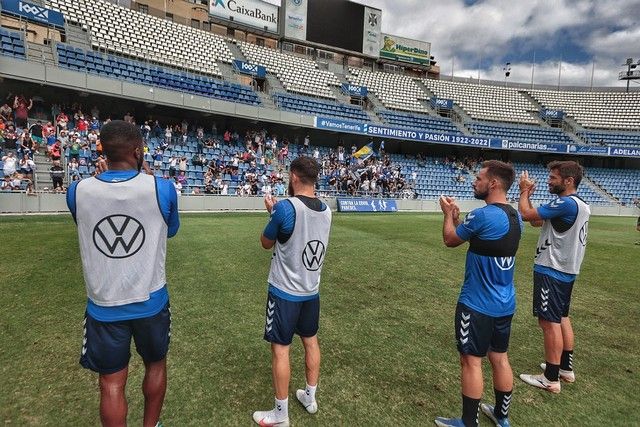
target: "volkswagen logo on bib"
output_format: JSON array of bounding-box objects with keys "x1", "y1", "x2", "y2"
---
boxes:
[
  {"x1": 493, "y1": 256, "x2": 515, "y2": 271},
  {"x1": 302, "y1": 240, "x2": 326, "y2": 271},
  {"x1": 93, "y1": 215, "x2": 146, "y2": 259},
  {"x1": 579, "y1": 221, "x2": 588, "y2": 246}
]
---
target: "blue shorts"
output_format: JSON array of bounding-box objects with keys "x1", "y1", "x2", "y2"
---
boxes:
[
  {"x1": 455, "y1": 303, "x2": 513, "y2": 357},
  {"x1": 263, "y1": 292, "x2": 319, "y2": 346},
  {"x1": 80, "y1": 303, "x2": 171, "y2": 374},
  {"x1": 533, "y1": 272, "x2": 574, "y2": 323}
]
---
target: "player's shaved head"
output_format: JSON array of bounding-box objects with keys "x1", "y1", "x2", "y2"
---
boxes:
[{"x1": 100, "y1": 120, "x2": 143, "y2": 163}]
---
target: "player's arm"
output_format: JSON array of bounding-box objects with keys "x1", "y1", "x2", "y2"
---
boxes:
[
  {"x1": 157, "y1": 178, "x2": 180, "y2": 237},
  {"x1": 261, "y1": 197, "x2": 295, "y2": 250},
  {"x1": 518, "y1": 171, "x2": 543, "y2": 226},
  {"x1": 261, "y1": 195, "x2": 279, "y2": 249},
  {"x1": 440, "y1": 196, "x2": 465, "y2": 247}
]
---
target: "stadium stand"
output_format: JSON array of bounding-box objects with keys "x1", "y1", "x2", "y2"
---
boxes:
[
  {"x1": 273, "y1": 92, "x2": 368, "y2": 121},
  {"x1": 529, "y1": 89, "x2": 640, "y2": 130},
  {"x1": 578, "y1": 130, "x2": 640, "y2": 147},
  {"x1": 422, "y1": 79, "x2": 539, "y2": 124},
  {"x1": 505, "y1": 162, "x2": 611, "y2": 205},
  {"x1": 378, "y1": 110, "x2": 460, "y2": 133},
  {"x1": 585, "y1": 168, "x2": 640, "y2": 205},
  {"x1": 55, "y1": 43, "x2": 260, "y2": 106},
  {"x1": 0, "y1": 28, "x2": 25, "y2": 59},
  {"x1": 46, "y1": 0, "x2": 233, "y2": 77},
  {"x1": 237, "y1": 41, "x2": 341, "y2": 99},
  {"x1": 468, "y1": 121, "x2": 574, "y2": 145},
  {"x1": 347, "y1": 68, "x2": 428, "y2": 113}
]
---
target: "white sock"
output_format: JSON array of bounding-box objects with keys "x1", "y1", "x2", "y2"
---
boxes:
[
  {"x1": 275, "y1": 397, "x2": 288, "y2": 420},
  {"x1": 305, "y1": 383, "x2": 317, "y2": 401}
]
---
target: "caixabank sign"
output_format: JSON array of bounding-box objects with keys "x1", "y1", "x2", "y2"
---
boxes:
[{"x1": 210, "y1": 0, "x2": 278, "y2": 33}]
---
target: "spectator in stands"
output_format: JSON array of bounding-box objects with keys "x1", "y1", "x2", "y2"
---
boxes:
[
  {"x1": 168, "y1": 155, "x2": 177, "y2": 178},
  {"x1": 12, "y1": 96, "x2": 32, "y2": 130},
  {"x1": 50, "y1": 140, "x2": 62, "y2": 162},
  {"x1": 49, "y1": 160, "x2": 64, "y2": 192},
  {"x1": 56, "y1": 111, "x2": 68, "y2": 132},
  {"x1": 123, "y1": 112, "x2": 133, "y2": 123},
  {"x1": 29, "y1": 121, "x2": 44, "y2": 153},
  {"x1": 90, "y1": 117, "x2": 100, "y2": 131},
  {"x1": 0, "y1": 102, "x2": 12, "y2": 123},
  {"x1": 177, "y1": 171, "x2": 187, "y2": 187},
  {"x1": 3, "y1": 125, "x2": 17, "y2": 151},
  {"x1": 19, "y1": 154, "x2": 35, "y2": 180},
  {"x1": 164, "y1": 126, "x2": 172, "y2": 146},
  {"x1": 1, "y1": 175, "x2": 13, "y2": 191},
  {"x1": 3, "y1": 152, "x2": 17, "y2": 177},
  {"x1": 152, "y1": 148, "x2": 163, "y2": 172},
  {"x1": 178, "y1": 157, "x2": 187, "y2": 175},
  {"x1": 68, "y1": 157, "x2": 80, "y2": 179},
  {"x1": 69, "y1": 138, "x2": 81, "y2": 162},
  {"x1": 173, "y1": 177, "x2": 182, "y2": 195},
  {"x1": 77, "y1": 115, "x2": 89, "y2": 137},
  {"x1": 141, "y1": 121, "x2": 151, "y2": 142}
]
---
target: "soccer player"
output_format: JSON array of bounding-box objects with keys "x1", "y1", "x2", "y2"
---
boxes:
[
  {"x1": 518, "y1": 161, "x2": 590, "y2": 393},
  {"x1": 435, "y1": 160, "x2": 522, "y2": 427},
  {"x1": 67, "y1": 120, "x2": 179, "y2": 427},
  {"x1": 252, "y1": 157, "x2": 332, "y2": 427}
]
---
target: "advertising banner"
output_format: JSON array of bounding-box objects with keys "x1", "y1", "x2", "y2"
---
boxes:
[
  {"x1": 540, "y1": 109, "x2": 565, "y2": 119},
  {"x1": 233, "y1": 59, "x2": 266, "y2": 78},
  {"x1": 210, "y1": 0, "x2": 278, "y2": 33},
  {"x1": 282, "y1": 0, "x2": 307, "y2": 41},
  {"x1": 1, "y1": 0, "x2": 65, "y2": 28},
  {"x1": 567, "y1": 145, "x2": 609, "y2": 156},
  {"x1": 431, "y1": 98, "x2": 453, "y2": 109},
  {"x1": 341, "y1": 83, "x2": 368, "y2": 97},
  {"x1": 380, "y1": 33, "x2": 431, "y2": 66},
  {"x1": 337, "y1": 198, "x2": 398, "y2": 212},
  {"x1": 362, "y1": 6, "x2": 381, "y2": 57}
]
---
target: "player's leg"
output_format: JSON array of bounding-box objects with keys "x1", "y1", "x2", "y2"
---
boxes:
[
  {"x1": 132, "y1": 304, "x2": 171, "y2": 427},
  {"x1": 272, "y1": 343, "x2": 291, "y2": 401},
  {"x1": 436, "y1": 303, "x2": 489, "y2": 427},
  {"x1": 81, "y1": 313, "x2": 133, "y2": 426},
  {"x1": 481, "y1": 314, "x2": 514, "y2": 426},
  {"x1": 520, "y1": 273, "x2": 562, "y2": 392},
  {"x1": 296, "y1": 297, "x2": 321, "y2": 414},
  {"x1": 142, "y1": 358, "x2": 167, "y2": 427},
  {"x1": 253, "y1": 292, "x2": 297, "y2": 426},
  {"x1": 99, "y1": 368, "x2": 129, "y2": 427}
]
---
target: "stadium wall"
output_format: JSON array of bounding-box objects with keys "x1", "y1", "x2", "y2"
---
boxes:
[{"x1": 1, "y1": 193, "x2": 638, "y2": 216}]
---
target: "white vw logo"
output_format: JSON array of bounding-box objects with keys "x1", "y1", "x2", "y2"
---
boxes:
[
  {"x1": 92, "y1": 215, "x2": 145, "y2": 259},
  {"x1": 493, "y1": 256, "x2": 515, "y2": 271},
  {"x1": 579, "y1": 221, "x2": 588, "y2": 246},
  {"x1": 302, "y1": 240, "x2": 326, "y2": 271}
]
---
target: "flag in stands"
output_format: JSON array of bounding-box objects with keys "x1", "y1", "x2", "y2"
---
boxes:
[{"x1": 354, "y1": 142, "x2": 374, "y2": 160}]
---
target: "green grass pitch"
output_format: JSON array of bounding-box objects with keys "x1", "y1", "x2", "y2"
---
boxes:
[{"x1": 1, "y1": 213, "x2": 638, "y2": 426}]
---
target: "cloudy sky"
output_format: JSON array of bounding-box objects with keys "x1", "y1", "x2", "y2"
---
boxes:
[{"x1": 358, "y1": 0, "x2": 640, "y2": 88}]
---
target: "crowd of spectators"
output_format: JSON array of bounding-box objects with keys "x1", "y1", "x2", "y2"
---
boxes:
[{"x1": 1, "y1": 95, "x2": 414, "y2": 198}]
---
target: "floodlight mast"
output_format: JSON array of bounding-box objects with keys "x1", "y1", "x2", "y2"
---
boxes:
[{"x1": 619, "y1": 57, "x2": 640, "y2": 93}]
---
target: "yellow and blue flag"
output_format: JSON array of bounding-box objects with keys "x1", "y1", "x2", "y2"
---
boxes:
[{"x1": 354, "y1": 142, "x2": 374, "y2": 160}]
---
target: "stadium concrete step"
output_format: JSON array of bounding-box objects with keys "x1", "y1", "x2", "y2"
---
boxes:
[
  {"x1": 583, "y1": 177, "x2": 619, "y2": 204},
  {"x1": 26, "y1": 42, "x2": 55, "y2": 66},
  {"x1": 225, "y1": 39, "x2": 248, "y2": 63},
  {"x1": 64, "y1": 23, "x2": 92, "y2": 51}
]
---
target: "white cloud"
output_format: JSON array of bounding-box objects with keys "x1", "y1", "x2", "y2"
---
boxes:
[{"x1": 359, "y1": 0, "x2": 640, "y2": 88}]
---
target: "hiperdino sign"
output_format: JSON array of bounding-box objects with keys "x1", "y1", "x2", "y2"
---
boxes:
[{"x1": 210, "y1": 0, "x2": 278, "y2": 33}]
